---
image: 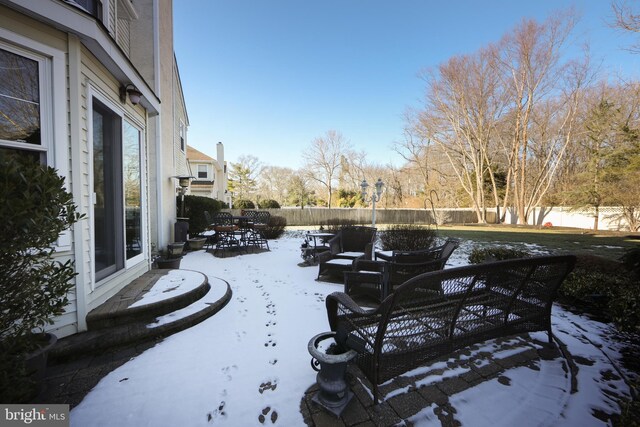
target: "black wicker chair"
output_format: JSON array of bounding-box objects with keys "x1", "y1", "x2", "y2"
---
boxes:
[
  {"x1": 345, "y1": 238, "x2": 460, "y2": 301},
  {"x1": 317, "y1": 226, "x2": 377, "y2": 281}
]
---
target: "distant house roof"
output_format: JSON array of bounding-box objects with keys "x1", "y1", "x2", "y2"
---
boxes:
[{"x1": 187, "y1": 145, "x2": 214, "y2": 162}]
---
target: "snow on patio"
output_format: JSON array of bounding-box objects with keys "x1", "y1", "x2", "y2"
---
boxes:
[{"x1": 70, "y1": 232, "x2": 633, "y2": 426}]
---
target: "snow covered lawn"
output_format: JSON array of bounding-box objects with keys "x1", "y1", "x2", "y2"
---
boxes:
[{"x1": 70, "y1": 233, "x2": 633, "y2": 426}]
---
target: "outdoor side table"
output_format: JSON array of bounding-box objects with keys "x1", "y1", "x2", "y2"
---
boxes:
[
  {"x1": 303, "y1": 232, "x2": 333, "y2": 263},
  {"x1": 374, "y1": 250, "x2": 393, "y2": 261}
]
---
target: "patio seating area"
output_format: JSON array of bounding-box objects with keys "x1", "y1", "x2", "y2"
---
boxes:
[
  {"x1": 204, "y1": 210, "x2": 271, "y2": 256},
  {"x1": 38, "y1": 233, "x2": 633, "y2": 426}
]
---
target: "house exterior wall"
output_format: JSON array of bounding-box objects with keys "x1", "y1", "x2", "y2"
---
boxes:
[
  {"x1": 157, "y1": 0, "x2": 183, "y2": 246},
  {"x1": 186, "y1": 143, "x2": 231, "y2": 205},
  {"x1": 0, "y1": 0, "x2": 180, "y2": 338}
]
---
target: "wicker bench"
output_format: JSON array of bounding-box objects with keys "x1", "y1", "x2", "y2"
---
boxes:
[{"x1": 326, "y1": 255, "x2": 576, "y2": 403}]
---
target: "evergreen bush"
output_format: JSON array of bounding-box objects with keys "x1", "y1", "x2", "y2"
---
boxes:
[
  {"x1": 468, "y1": 246, "x2": 530, "y2": 264},
  {"x1": 558, "y1": 253, "x2": 639, "y2": 332},
  {"x1": 234, "y1": 199, "x2": 255, "y2": 209},
  {"x1": 323, "y1": 218, "x2": 357, "y2": 234},
  {"x1": 262, "y1": 215, "x2": 287, "y2": 239},
  {"x1": 177, "y1": 195, "x2": 226, "y2": 236},
  {"x1": 0, "y1": 155, "x2": 82, "y2": 402},
  {"x1": 379, "y1": 225, "x2": 437, "y2": 251},
  {"x1": 258, "y1": 199, "x2": 280, "y2": 209}
]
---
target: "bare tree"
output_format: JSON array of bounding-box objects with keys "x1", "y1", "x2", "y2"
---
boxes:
[
  {"x1": 394, "y1": 124, "x2": 432, "y2": 207},
  {"x1": 611, "y1": 0, "x2": 640, "y2": 52},
  {"x1": 339, "y1": 150, "x2": 368, "y2": 190},
  {"x1": 228, "y1": 154, "x2": 263, "y2": 202},
  {"x1": 496, "y1": 13, "x2": 590, "y2": 224},
  {"x1": 287, "y1": 174, "x2": 315, "y2": 209},
  {"x1": 416, "y1": 44, "x2": 507, "y2": 222},
  {"x1": 257, "y1": 166, "x2": 294, "y2": 205},
  {"x1": 302, "y1": 130, "x2": 349, "y2": 207}
]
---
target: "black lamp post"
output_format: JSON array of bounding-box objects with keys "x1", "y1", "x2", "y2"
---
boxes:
[{"x1": 172, "y1": 175, "x2": 194, "y2": 242}]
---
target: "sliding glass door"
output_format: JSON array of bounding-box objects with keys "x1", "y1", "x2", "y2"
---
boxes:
[{"x1": 92, "y1": 98, "x2": 145, "y2": 282}]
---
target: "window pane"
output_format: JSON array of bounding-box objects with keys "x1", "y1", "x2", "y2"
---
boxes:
[
  {"x1": 0, "y1": 147, "x2": 41, "y2": 163},
  {"x1": 198, "y1": 165, "x2": 207, "y2": 179},
  {"x1": 124, "y1": 121, "x2": 142, "y2": 260},
  {"x1": 0, "y1": 48, "x2": 41, "y2": 145}
]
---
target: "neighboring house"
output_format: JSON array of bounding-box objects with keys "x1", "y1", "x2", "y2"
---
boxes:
[
  {"x1": 186, "y1": 142, "x2": 231, "y2": 206},
  {"x1": 0, "y1": 0, "x2": 188, "y2": 338}
]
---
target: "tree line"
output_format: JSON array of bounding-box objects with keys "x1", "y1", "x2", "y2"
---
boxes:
[{"x1": 226, "y1": 5, "x2": 640, "y2": 231}]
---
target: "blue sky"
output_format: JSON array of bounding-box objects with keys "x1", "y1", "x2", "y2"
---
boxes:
[{"x1": 173, "y1": 1, "x2": 640, "y2": 170}]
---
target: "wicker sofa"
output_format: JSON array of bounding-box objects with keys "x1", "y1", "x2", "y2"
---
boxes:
[{"x1": 326, "y1": 255, "x2": 576, "y2": 403}]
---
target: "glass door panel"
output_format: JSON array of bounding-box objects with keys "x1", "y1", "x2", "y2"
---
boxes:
[
  {"x1": 124, "y1": 121, "x2": 142, "y2": 260},
  {"x1": 93, "y1": 101, "x2": 123, "y2": 281}
]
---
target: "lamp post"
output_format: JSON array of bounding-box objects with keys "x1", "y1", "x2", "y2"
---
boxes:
[
  {"x1": 175, "y1": 175, "x2": 194, "y2": 218},
  {"x1": 172, "y1": 175, "x2": 194, "y2": 243},
  {"x1": 361, "y1": 178, "x2": 384, "y2": 227}
]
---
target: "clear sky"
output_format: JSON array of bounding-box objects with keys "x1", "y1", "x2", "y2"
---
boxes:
[{"x1": 173, "y1": 1, "x2": 640, "y2": 170}]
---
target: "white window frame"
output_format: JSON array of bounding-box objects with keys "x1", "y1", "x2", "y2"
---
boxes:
[
  {"x1": 123, "y1": 118, "x2": 146, "y2": 270},
  {"x1": 179, "y1": 120, "x2": 186, "y2": 152},
  {"x1": 0, "y1": 30, "x2": 68, "y2": 249},
  {"x1": 197, "y1": 164, "x2": 208, "y2": 180}
]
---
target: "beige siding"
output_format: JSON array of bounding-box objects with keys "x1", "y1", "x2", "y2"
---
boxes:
[
  {"x1": 0, "y1": 5, "x2": 67, "y2": 50},
  {"x1": 108, "y1": 0, "x2": 117, "y2": 35},
  {"x1": 116, "y1": 17, "x2": 131, "y2": 56}
]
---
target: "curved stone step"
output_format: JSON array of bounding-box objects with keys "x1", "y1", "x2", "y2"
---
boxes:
[
  {"x1": 86, "y1": 269, "x2": 210, "y2": 329},
  {"x1": 50, "y1": 277, "x2": 232, "y2": 362}
]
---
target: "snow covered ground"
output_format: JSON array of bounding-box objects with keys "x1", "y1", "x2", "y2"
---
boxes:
[{"x1": 70, "y1": 233, "x2": 633, "y2": 426}]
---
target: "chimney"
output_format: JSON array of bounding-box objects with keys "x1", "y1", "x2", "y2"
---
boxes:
[{"x1": 217, "y1": 141, "x2": 224, "y2": 166}]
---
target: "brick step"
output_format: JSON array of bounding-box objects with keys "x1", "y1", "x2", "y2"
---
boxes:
[
  {"x1": 86, "y1": 269, "x2": 210, "y2": 330},
  {"x1": 49, "y1": 276, "x2": 232, "y2": 363}
]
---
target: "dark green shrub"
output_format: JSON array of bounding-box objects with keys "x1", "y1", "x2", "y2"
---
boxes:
[
  {"x1": 324, "y1": 218, "x2": 357, "y2": 233},
  {"x1": 262, "y1": 215, "x2": 287, "y2": 239},
  {"x1": 468, "y1": 247, "x2": 530, "y2": 264},
  {"x1": 0, "y1": 155, "x2": 82, "y2": 402},
  {"x1": 559, "y1": 254, "x2": 639, "y2": 333},
  {"x1": 234, "y1": 199, "x2": 255, "y2": 209},
  {"x1": 379, "y1": 225, "x2": 437, "y2": 251},
  {"x1": 258, "y1": 199, "x2": 280, "y2": 209},
  {"x1": 177, "y1": 195, "x2": 226, "y2": 235},
  {"x1": 620, "y1": 246, "x2": 640, "y2": 280}
]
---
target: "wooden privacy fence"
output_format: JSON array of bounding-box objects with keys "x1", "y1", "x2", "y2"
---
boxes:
[{"x1": 227, "y1": 208, "x2": 489, "y2": 227}]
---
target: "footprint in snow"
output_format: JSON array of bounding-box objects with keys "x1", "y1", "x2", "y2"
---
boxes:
[
  {"x1": 206, "y1": 400, "x2": 227, "y2": 422},
  {"x1": 258, "y1": 379, "x2": 278, "y2": 394},
  {"x1": 221, "y1": 365, "x2": 238, "y2": 381},
  {"x1": 258, "y1": 406, "x2": 278, "y2": 424}
]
